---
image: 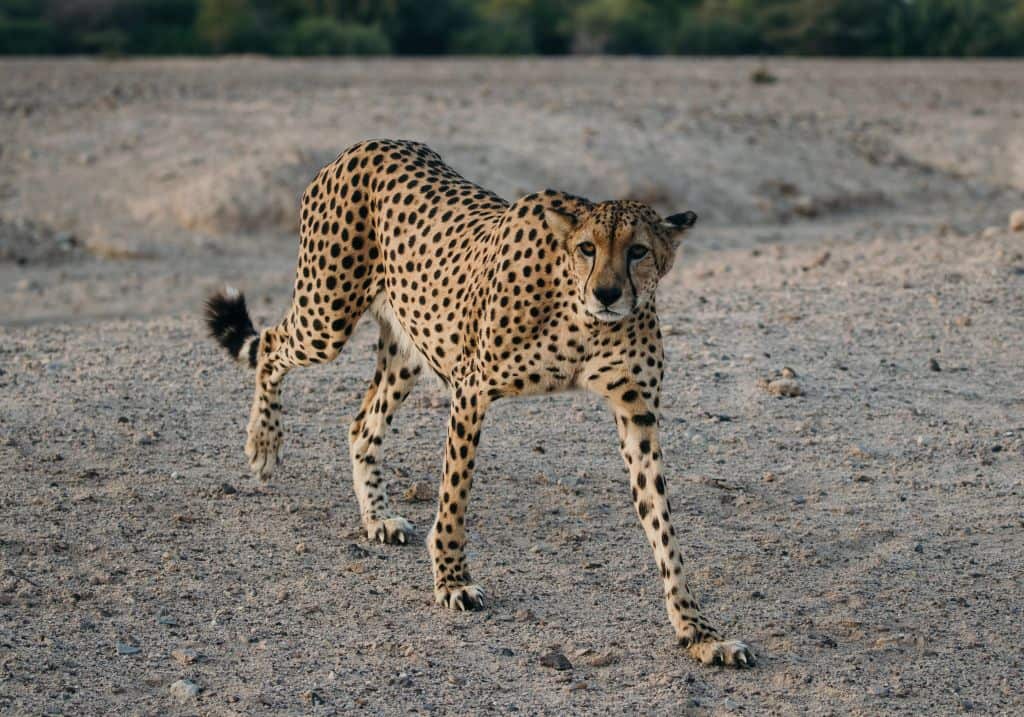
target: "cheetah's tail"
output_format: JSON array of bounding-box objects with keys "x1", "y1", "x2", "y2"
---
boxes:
[{"x1": 204, "y1": 287, "x2": 259, "y2": 369}]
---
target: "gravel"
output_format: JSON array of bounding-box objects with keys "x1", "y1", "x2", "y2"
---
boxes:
[{"x1": 1, "y1": 57, "x2": 1022, "y2": 716}]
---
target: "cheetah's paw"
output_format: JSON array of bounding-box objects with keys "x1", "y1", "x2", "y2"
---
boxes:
[
  {"x1": 434, "y1": 583, "x2": 485, "y2": 611},
  {"x1": 364, "y1": 516, "x2": 414, "y2": 545},
  {"x1": 683, "y1": 636, "x2": 756, "y2": 668},
  {"x1": 245, "y1": 429, "x2": 281, "y2": 480}
]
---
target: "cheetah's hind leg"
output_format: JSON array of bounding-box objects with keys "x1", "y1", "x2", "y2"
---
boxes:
[{"x1": 348, "y1": 317, "x2": 422, "y2": 544}]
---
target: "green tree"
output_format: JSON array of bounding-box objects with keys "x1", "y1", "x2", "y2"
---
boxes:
[
  {"x1": 195, "y1": 0, "x2": 274, "y2": 52},
  {"x1": 572, "y1": 0, "x2": 668, "y2": 54},
  {"x1": 281, "y1": 16, "x2": 390, "y2": 54}
]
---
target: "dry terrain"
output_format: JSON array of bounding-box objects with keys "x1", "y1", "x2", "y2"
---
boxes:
[{"x1": 1, "y1": 58, "x2": 1023, "y2": 716}]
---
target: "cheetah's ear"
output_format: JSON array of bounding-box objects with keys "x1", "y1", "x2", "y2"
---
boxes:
[
  {"x1": 663, "y1": 211, "x2": 696, "y2": 233},
  {"x1": 659, "y1": 209, "x2": 700, "y2": 251},
  {"x1": 544, "y1": 207, "x2": 578, "y2": 245}
]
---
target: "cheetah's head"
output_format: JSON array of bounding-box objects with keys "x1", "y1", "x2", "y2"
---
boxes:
[{"x1": 546, "y1": 200, "x2": 697, "y2": 323}]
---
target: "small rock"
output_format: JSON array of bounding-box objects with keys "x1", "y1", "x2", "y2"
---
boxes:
[
  {"x1": 300, "y1": 690, "x2": 324, "y2": 706},
  {"x1": 115, "y1": 642, "x2": 141, "y2": 655},
  {"x1": 171, "y1": 648, "x2": 199, "y2": 665},
  {"x1": 585, "y1": 652, "x2": 617, "y2": 667},
  {"x1": 802, "y1": 250, "x2": 830, "y2": 269},
  {"x1": 539, "y1": 651, "x2": 573, "y2": 670},
  {"x1": 294, "y1": 542, "x2": 308, "y2": 555},
  {"x1": 170, "y1": 679, "x2": 201, "y2": 702},
  {"x1": 981, "y1": 226, "x2": 1002, "y2": 240},
  {"x1": 220, "y1": 482, "x2": 237, "y2": 495},
  {"x1": 346, "y1": 544, "x2": 370, "y2": 559},
  {"x1": 1009, "y1": 209, "x2": 1024, "y2": 232},
  {"x1": 402, "y1": 481, "x2": 434, "y2": 502},
  {"x1": 929, "y1": 358, "x2": 941, "y2": 372},
  {"x1": 54, "y1": 232, "x2": 77, "y2": 250},
  {"x1": 514, "y1": 608, "x2": 536, "y2": 622},
  {"x1": 765, "y1": 378, "x2": 802, "y2": 397},
  {"x1": 780, "y1": 366, "x2": 798, "y2": 378}
]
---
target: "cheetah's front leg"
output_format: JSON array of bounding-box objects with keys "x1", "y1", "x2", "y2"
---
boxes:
[
  {"x1": 603, "y1": 385, "x2": 755, "y2": 667},
  {"x1": 427, "y1": 380, "x2": 488, "y2": 611}
]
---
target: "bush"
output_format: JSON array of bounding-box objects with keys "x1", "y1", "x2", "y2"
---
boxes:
[
  {"x1": 451, "y1": 22, "x2": 535, "y2": 54},
  {"x1": 281, "y1": 17, "x2": 391, "y2": 56},
  {"x1": 673, "y1": 13, "x2": 764, "y2": 54},
  {"x1": 572, "y1": 0, "x2": 669, "y2": 54},
  {"x1": 0, "y1": 19, "x2": 59, "y2": 54}
]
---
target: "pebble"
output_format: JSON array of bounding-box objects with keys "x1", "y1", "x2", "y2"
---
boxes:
[
  {"x1": 300, "y1": 690, "x2": 324, "y2": 705},
  {"x1": 585, "y1": 652, "x2": 617, "y2": 667},
  {"x1": 170, "y1": 679, "x2": 201, "y2": 702},
  {"x1": 765, "y1": 378, "x2": 802, "y2": 397},
  {"x1": 929, "y1": 358, "x2": 941, "y2": 372},
  {"x1": 1009, "y1": 209, "x2": 1024, "y2": 232},
  {"x1": 539, "y1": 650, "x2": 573, "y2": 670},
  {"x1": 346, "y1": 544, "x2": 370, "y2": 559},
  {"x1": 171, "y1": 648, "x2": 199, "y2": 665},
  {"x1": 115, "y1": 642, "x2": 141, "y2": 655}
]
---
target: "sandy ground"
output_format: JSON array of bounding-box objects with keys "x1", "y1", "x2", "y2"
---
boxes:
[{"x1": 1, "y1": 58, "x2": 1023, "y2": 716}]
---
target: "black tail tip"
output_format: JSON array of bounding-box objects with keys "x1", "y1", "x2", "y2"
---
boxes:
[{"x1": 205, "y1": 287, "x2": 257, "y2": 364}]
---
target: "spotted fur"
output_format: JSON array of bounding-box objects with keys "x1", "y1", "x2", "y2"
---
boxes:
[{"x1": 204, "y1": 139, "x2": 753, "y2": 667}]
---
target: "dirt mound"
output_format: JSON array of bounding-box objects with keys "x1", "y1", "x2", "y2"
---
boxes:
[
  {"x1": 0, "y1": 217, "x2": 81, "y2": 265},
  {"x1": 130, "y1": 149, "x2": 332, "y2": 237}
]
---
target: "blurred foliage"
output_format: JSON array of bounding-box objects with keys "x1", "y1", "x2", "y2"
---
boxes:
[
  {"x1": 2, "y1": 0, "x2": 1023, "y2": 55},
  {"x1": 280, "y1": 16, "x2": 390, "y2": 54}
]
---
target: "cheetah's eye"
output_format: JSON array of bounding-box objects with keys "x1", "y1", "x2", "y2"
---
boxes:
[
  {"x1": 627, "y1": 245, "x2": 649, "y2": 261},
  {"x1": 577, "y1": 242, "x2": 596, "y2": 257}
]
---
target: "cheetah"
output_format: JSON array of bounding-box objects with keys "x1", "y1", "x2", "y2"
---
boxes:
[{"x1": 205, "y1": 139, "x2": 754, "y2": 667}]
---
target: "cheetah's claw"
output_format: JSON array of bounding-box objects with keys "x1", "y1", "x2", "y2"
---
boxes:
[
  {"x1": 434, "y1": 583, "x2": 485, "y2": 611},
  {"x1": 365, "y1": 516, "x2": 414, "y2": 545},
  {"x1": 682, "y1": 637, "x2": 756, "y2": 668}
]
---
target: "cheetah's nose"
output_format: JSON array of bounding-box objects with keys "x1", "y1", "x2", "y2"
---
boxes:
[{"x1": 593, "y1": 286, "x2": 623, "y2": 307}]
